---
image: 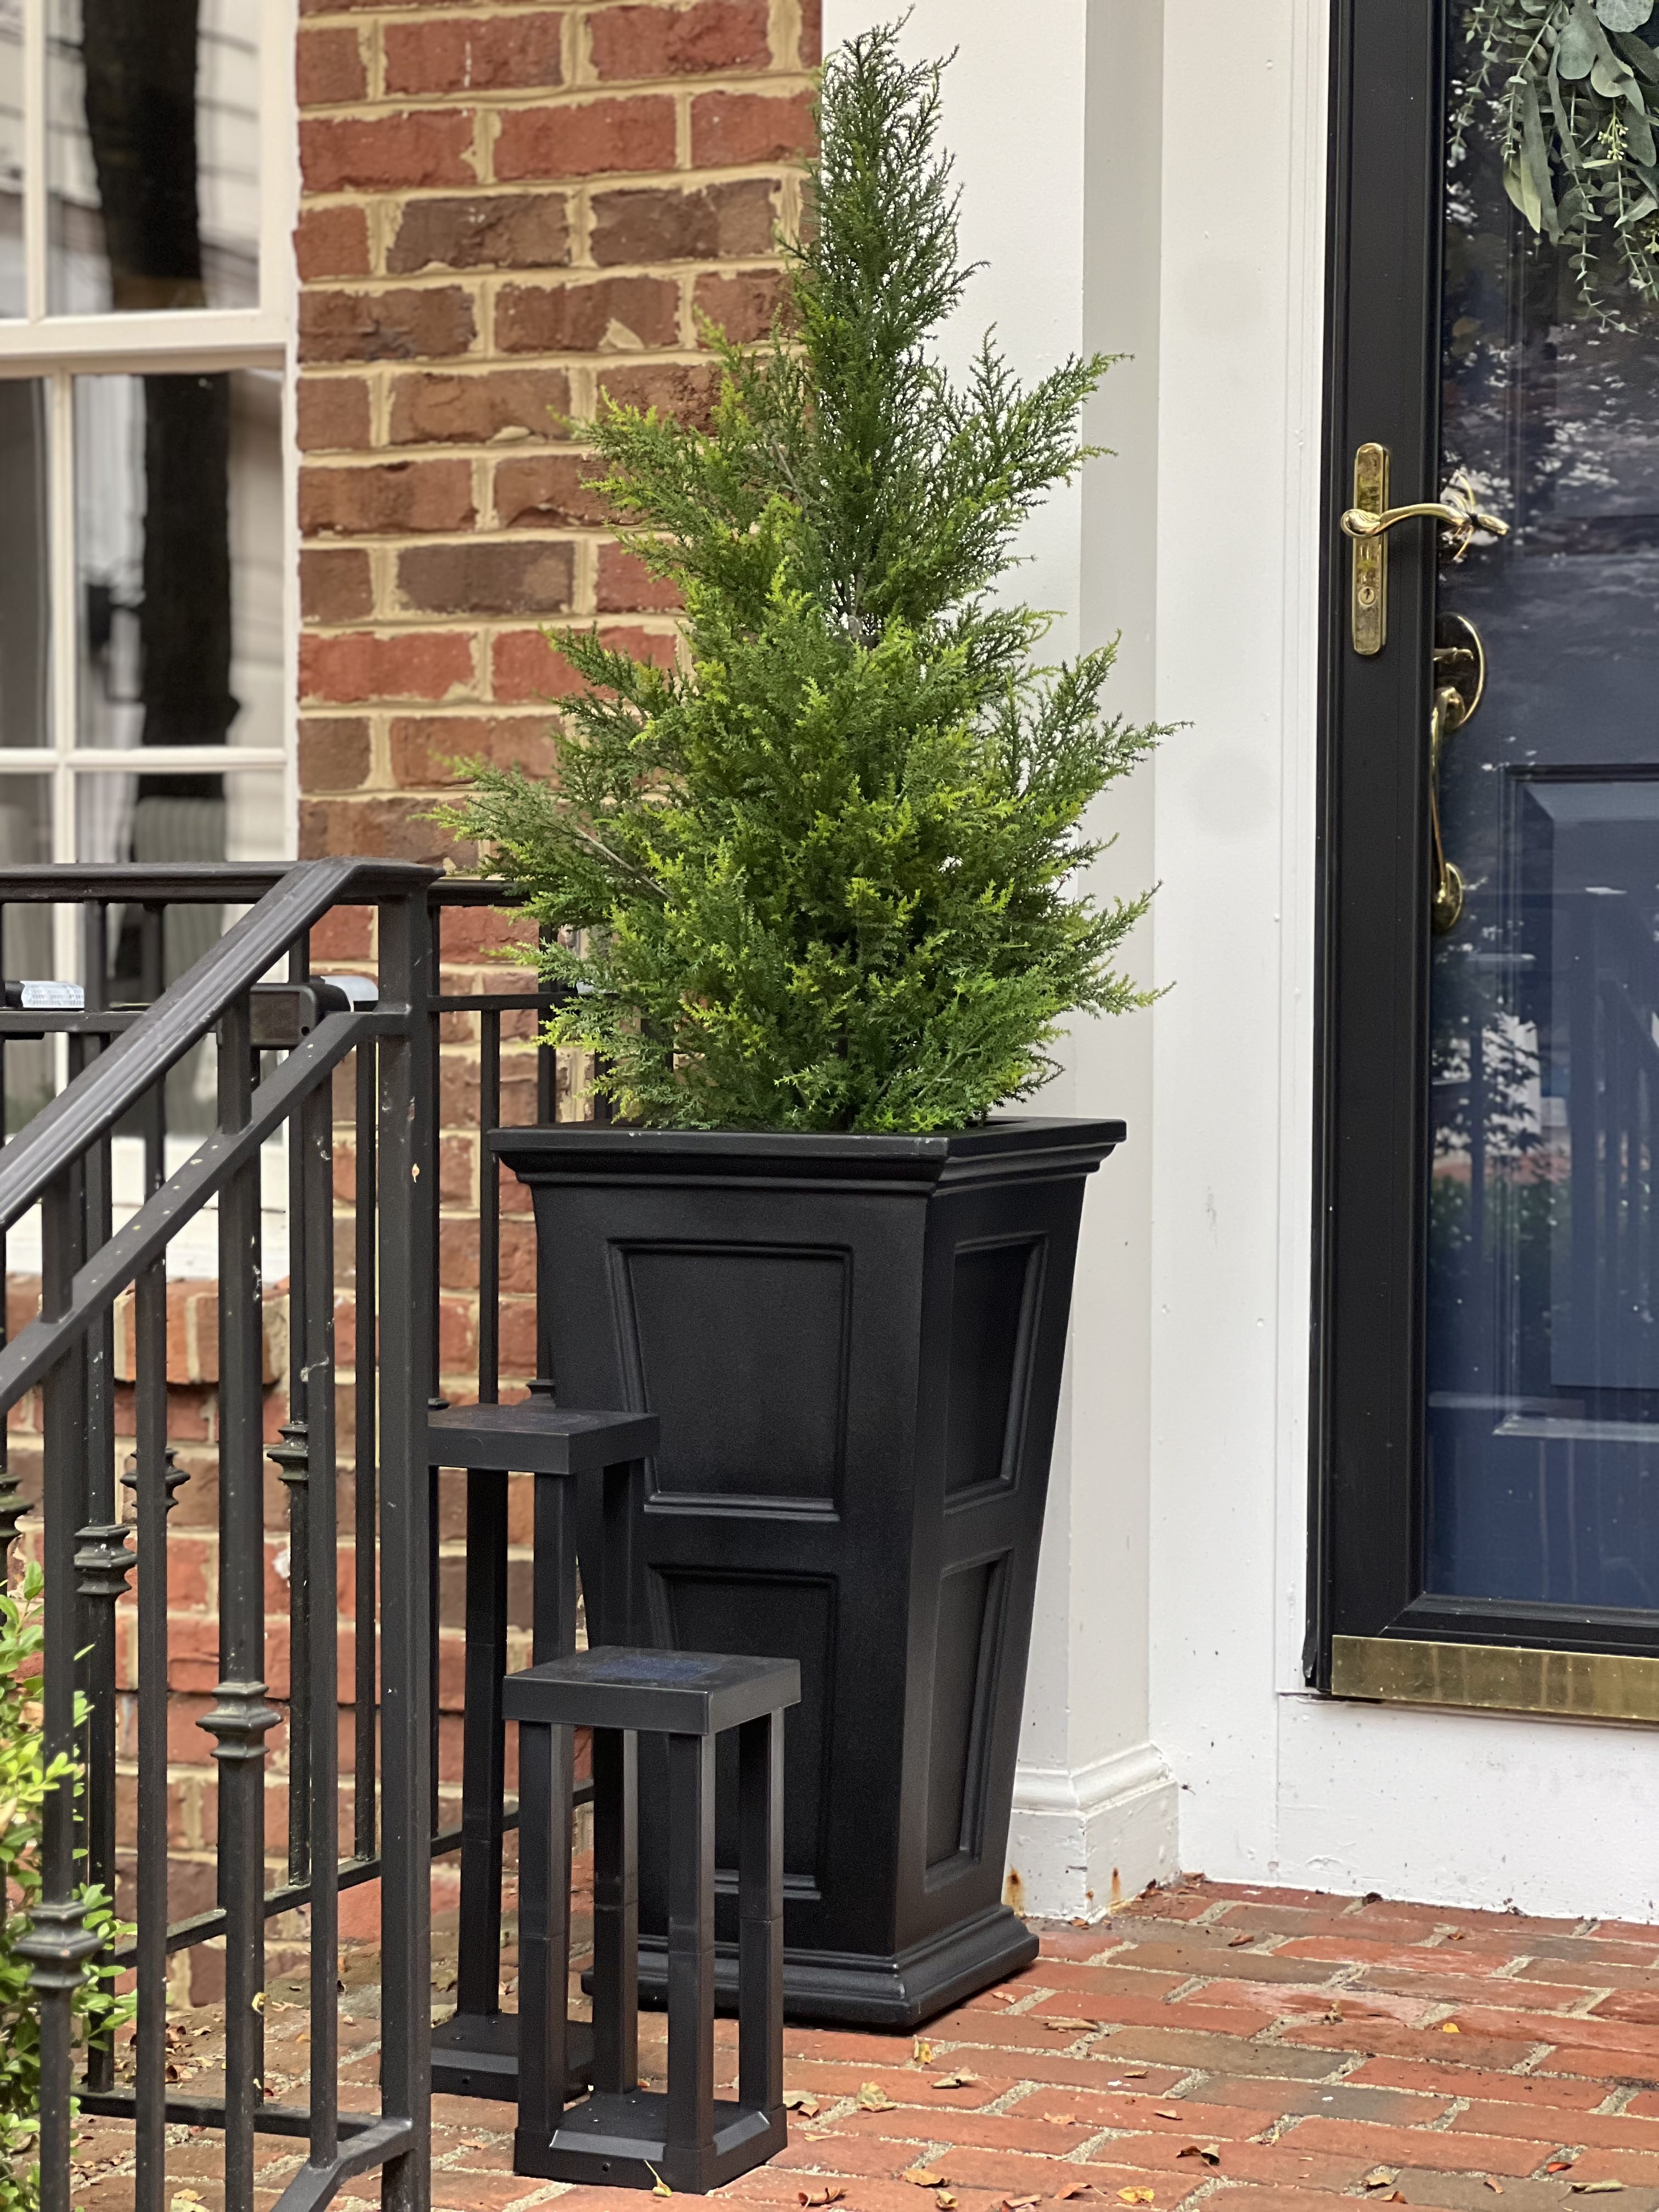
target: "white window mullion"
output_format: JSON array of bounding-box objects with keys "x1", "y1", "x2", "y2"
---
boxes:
[{"x1": 48, "y1": 365, "x2": 76, "y2": 861}]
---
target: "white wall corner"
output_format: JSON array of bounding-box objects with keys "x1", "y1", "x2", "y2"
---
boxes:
[{"x1": 1007, "y1": 1742, "x2": 1178, "y2": 1922}]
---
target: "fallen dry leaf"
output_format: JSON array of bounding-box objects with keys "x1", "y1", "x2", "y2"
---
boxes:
[
  {"x1": 1118, "y1": 2191, "x2": 1156, "y2": 2205},
  {"x1": 1483, "y1": 2184, "x2": 1503, "y2": 2197},
  {"x1": 913, "y1": 2039, "x2": 935, "y2": 2066},
  {"x1": 1547, "y1": 2162, "x2": 1576, "y2": 2176},
  {"x1": 1122, "y1": 2068, "x2": 1148, "y2": 2080},
  {"x1": 1002, "y1": 2197, "x2": 1040, "y2": 2210},
  {"x1": 932, "y1": 2072, "x2": 979, "y2": 2090},
  {"x1": 1572, "y1": 2186, "x2": 1625, "y2": 2196},
  {"x1": 935, "y1": 2195, "x2": 957, "y2": 2210},
  {"x1": 902, "y1": 2171, "x2": 946, "y2": 2190},
  {"x1": 1155, "y1": 2109, "x2": 1182, "y2": 2121},
  {"x1": 783, "y1": 2092, "x2": 821, "y2": 2118},
  {"x1": 1364, "y1": 2170, "x2": 1397, "y2": 2190},
  {"x1": 1228, "y1": 1932, "x2": 1254, "y2": 1948},
  {"x1": 1059, "y1": 2188, "x2": 1098, "y2": 2201},
  {"x1": 1177, "y1": 2145, "x2": 1221, "y2": 2166},
  {"x1": 798, "y1": 2191, "x2": 844, "y2": 2209},
  {"x1": 1043, "y1": 2113, "x2": 1078, "y2": 2124},
  {"x1": 1441, "y1": 2022, "x2": 1462, "y2": 2034},
  {"x1": 858, "y1": 2083, "x2": 896, "y2": 2111},
  {"x1": 1044, "y1": 2015, "x2": 1101, "y2": 2033}
]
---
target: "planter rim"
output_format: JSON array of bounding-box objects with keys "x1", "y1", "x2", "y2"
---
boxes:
[{"x1": 492, "y1": 1114, "x2": 1125, "y2": 1188}]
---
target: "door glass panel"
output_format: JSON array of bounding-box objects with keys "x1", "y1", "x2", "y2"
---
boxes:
[
  {"x1": 47, "y1": 0, "x2": 261, "y2": 314},
  {"x1": 1428, "y1": 5, "x2": 1659, "y2": 1608},
  {"x1": 0, "y1": 380, "x2": 48, "y2": 747},
  {"x1": 0, "y1": 0, "x2": 23, "y2": 317}
]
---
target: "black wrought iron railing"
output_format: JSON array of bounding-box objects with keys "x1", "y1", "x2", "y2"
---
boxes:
[{"x1": 0, "y1": 859, "x2": 464, "y2": 2212}]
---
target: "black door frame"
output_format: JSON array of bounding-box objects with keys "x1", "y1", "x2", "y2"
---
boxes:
[{"x1": 1310, "y1": 0, "x2": 1659, "y2": 1681}]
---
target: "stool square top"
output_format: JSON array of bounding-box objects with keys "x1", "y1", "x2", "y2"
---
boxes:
[
  {"x1": 427, "y1": 1402, "x2": 659, "y2": 1475},
  {"x1": 502, "y1": 1645, "x2": 802, "y2": 1736}
]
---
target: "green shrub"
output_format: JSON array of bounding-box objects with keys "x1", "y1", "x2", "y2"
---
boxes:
[
  {"x1": 0, "y1": 1563, "x2": 132, "y2": 2212},
  {"x1": 443, "y1": 22, "x2": 1165, "y2": 1132}
]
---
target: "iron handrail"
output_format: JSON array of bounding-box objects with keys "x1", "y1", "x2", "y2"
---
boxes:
[{"x1": 0, "y1": 856, "x2": 436, "y2": 1234}]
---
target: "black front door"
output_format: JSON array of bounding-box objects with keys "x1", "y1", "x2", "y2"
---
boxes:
[{"x1": 1317, "y1": 0, "x2": 1659, "y2": 1698}]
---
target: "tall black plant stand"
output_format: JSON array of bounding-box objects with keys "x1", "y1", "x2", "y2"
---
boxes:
[
  {"x1": 427, "y1": 1402, "x2": 658, "y2": 2101},
  {"x1": 505, "y1": 1648, "x2": 800, "y2": 2193}
]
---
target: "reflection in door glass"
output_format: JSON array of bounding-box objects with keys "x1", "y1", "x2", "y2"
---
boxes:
[
  {"x1": 47, "y1": 0, "x2": 261, "y2": 313},
  {"x1": 1429, "y1": 4, "x2": 1659, "y2": 1610}
]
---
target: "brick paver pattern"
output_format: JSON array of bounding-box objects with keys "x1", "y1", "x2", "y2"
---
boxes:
[{"x1": 70, "y1": 1876, "x2": 1659, "y2": 2212}]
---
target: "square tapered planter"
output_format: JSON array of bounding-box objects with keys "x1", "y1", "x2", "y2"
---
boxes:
[{"x1": 494, "y1": 1117, "x2": 1122, "y2": 2028}]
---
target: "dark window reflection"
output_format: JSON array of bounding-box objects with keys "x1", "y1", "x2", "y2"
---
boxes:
[
  {"x1": 0, "y1": 380, "x2": 47, "y2": 748},
  {"x1": 48, "y1": 0, "x2": 260, "y2": 315}
]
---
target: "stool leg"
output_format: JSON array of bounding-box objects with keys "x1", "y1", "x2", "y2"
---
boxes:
[
  {"x1": 513, "y1": 1717, "x2": 573, "y2": 2174},
  {"x1": 590, "y1": 1726, "x2": 638, "y2": 2095},
  {"x1": 664, "y1": 1731, "x2": 716, "y2": 2188},
  {"x1": 533, "y1": 1470, "x2": 578, "y2": 1663},
  {"x1": 455, "y1": 1465, "x2": 509, "y2": 2023},
  {"x1": 737, "y1": 1709, "x2": 785, "y2": 2118}
]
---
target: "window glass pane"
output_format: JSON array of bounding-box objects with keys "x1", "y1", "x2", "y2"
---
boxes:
[
  {"x1": 77, "y1": 764, "x2": 287, "y2": 1131},
  {"x1": 0, "y1": 381, "x2": 48, "y2": 748},
  {"x1": 75, "y1": 368, "x2": 283, "y2": 749},
  {"x1": 0, "y1": 0, "x2": 22, "y2": 317},
  {"x1": 48, "y1": 0, "x2": 261, "y2": 314},
  {"x1": 0, "y1": 781, "x2": 58, "y2": 1136}
]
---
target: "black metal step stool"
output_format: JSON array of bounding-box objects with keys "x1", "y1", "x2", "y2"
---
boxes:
[
  {"x1": 426, "y1": 1401, "x2": 658, "y2": 2102},
  {"x1": 504, "y1": 1646, "x2": 801, "y2": 2193}
]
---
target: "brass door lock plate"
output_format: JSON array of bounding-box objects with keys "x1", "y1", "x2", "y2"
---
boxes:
[{"x1": 1350, "y1": 442, "x2": 1389, "y2": 654}]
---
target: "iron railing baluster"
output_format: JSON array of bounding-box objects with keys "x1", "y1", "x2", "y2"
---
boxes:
[
  {"x1": 19, "y1": 1173, "x2": 100, "y2": 2212},
  {"x1": 303, "y1": 1074, "x2": 340, "y2": 2173},
  {"x1": 353, "y1": 1035, "x2": 377, "y2": 1860},
  {"x1": 377, "y1": 887, "x2": 435, "y2": 2212},
  {"x1": 272, "y1": 935, "x2": 313, "y2": 1886},
  {"x1": 203, "y1": 990, "x2": 282, "y2": 2212},
  {"x1": 129, "y1": 1262, "x2": 184, "y2": 2212},
  {"x1": 454, "y1": 1006, "x2": 507, "y2": 2029},
  {"x1": 77, "y1": 913, "x2": 122, "y2": 2095}
]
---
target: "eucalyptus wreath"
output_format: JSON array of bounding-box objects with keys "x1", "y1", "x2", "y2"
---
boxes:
[{"x1": 1457, "y1": 0, "x2": 1659, "y2": 321}]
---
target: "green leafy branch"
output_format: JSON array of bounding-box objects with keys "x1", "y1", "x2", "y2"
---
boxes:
[
  {"x1": 0, "y1": 1564, "x2": 136, "y2": 2212},
  {"x1": 1456, "y1": 0, "x2": 1659, "y2": 323}
]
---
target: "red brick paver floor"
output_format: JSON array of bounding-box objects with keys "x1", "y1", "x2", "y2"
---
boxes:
[{"x1": 70, "y1": 1877, "x2": 1659, "y2": 2212}]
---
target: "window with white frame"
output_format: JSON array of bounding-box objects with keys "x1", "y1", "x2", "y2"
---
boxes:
[{"x1": 0, "y1": 0, "x2": 294, "y2": 1130}]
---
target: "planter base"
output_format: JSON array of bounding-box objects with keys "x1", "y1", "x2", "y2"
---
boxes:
[{"x1": 627, "y1": 1903, "x2": 1039, "y2": 2029}]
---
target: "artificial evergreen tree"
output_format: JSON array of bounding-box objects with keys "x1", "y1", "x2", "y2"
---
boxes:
[{"x1": 443, "y1": 22, "x2": 1163, "y2": 1133}]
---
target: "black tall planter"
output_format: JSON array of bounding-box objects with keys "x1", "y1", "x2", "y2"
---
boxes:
[{"x1": 493, "y1": 1118, "x2": 1122, "y2": 2029}]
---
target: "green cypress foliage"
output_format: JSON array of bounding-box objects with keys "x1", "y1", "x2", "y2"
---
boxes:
[{"x1": 442, "y1": 24, "x2": 1164, "y2": 1132}]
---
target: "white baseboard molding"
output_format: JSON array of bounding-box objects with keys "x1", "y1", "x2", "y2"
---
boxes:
[{"x1": 1005, "y1": 1741, "x2": 1179, "y2": 1922}]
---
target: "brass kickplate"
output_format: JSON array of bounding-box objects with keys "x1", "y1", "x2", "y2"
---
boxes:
[
  {"x1": 1331, "y1": 1634, "x2": 1659, "y2": 1723},
  {"x1": 1351, "y1": 442, "x2": 1388, "y2": 656}
]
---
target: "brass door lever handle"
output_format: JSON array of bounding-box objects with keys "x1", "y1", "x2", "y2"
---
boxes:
[{"x1": 1341, "y1": 470, "x2": 1508, "y2": 560}]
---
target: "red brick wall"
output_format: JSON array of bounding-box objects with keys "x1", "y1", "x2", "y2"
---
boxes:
[{"x1": 295, "y1": 0, "x2": 821, "y2": 866}]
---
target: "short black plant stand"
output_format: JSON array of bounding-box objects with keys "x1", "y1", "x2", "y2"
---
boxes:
[
  {"x1": 505, "y1": 1647, "x2": 800, "y2": 2193},
  {"x1": 427, "y1": 1400, "x2": 658, "y2": 2101}
]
